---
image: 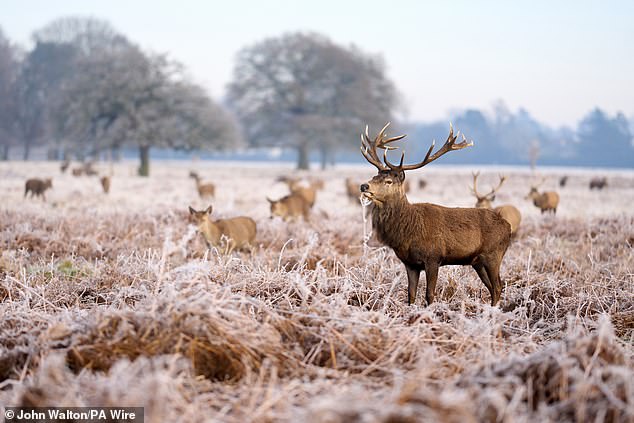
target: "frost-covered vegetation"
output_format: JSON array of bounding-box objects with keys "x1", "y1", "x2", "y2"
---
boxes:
[{"x1": 1, "y1": 161, "x2": 633, "y2": 422}]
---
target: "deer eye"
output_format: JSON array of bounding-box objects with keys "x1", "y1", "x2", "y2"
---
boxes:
[{"x1": 385, "y1": 180, "x2": 393, "y2": 185}]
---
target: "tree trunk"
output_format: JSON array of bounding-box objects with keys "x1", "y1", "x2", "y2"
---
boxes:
[
  {"x1": 1, "y1": 144, "x2": 9, "y2": 161},
  {"x1": 320, "y1": 148, "x2": 327, "y2": 170},
  {"x1": 297, "y1": 143, "x2": 309, "y2": 170},
  {"x1": 138, "y1": 145, "x2": 150, "y2": 176}
]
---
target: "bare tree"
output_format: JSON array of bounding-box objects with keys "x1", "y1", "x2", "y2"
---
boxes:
[
  {"x1": 0, "y1": 27, "x2": 20, "y2": 160},
  {"x1": 57, "y1": 44, "x2": 239, "y2": 175},
  {"x1": 227, "y1": 32, "x2": 399, "y2": 169}
]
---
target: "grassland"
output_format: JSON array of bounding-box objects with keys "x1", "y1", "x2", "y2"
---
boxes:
[{"x1": 1, "y1": 161, "x2": 633, "y2": 422}]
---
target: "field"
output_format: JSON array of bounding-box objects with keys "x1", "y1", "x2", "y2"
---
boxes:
[{"x1": 1, "y1": 160, "x2": 633, "y2": 422}]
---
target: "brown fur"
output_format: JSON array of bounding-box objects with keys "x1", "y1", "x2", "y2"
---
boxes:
[
  {"x1": 83, "y1": 162, "x2": 98, "y2": 176},
  {"x1": 60, "y1": 161, "x2": 70, "y2": 173},
  {"x1": 559, "y1": 176, "x2": 568, "y2": 187},
  {"x1": 362, "y1": 170, "x2": 511, "y2": 306},
  {"x1": 418, "y1": 179, "x2": 427, "y2": 190},
  {"x1": 279, "y1": 177, "x2": 318, "y2": 208},
  {"x1": 100, "y1": 176, "x2": 111, "y2": 194},
  {"x1": 471, "y1": 173, "x2": 521, "y2": 236},
  {"x1": 188, "y1": 206, "x2": 257, "y2": 254},
  {"x1": 71, "y1": 168, "x2": 84, "y2": 177},
  {"x1": 589, "y1": 177, "x2": 607, "y2": 190},
  {"x1": 24, "y1": 178, "x2": 53, "y2": 201},
  {"x1": 493, "y1": 205, "x2": 522, "y2": 236},
  {"x1": 189, "y1": 172, "x2": 215, "y2": 198},
  {"x1": 359, "y1": 123, "x2": 510, "y2": 306},
  {"x1": 268, "y1": 193, "x2": 310, "y2": 222},
  {"x1": 345, "y1": 178, "x2": 362, "y2": 202},
  {"x1": 526, "y1": 188, "x2": 559, "y2": 214}
]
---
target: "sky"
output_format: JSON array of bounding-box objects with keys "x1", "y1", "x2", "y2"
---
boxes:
[{"x1": 2, "y1": 0, "x2": 633, "y2": 128}]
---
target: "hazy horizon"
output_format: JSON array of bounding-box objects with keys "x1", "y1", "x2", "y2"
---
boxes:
[{"x1": 2, "y1": 0, "x2": 633, "y2": 128}]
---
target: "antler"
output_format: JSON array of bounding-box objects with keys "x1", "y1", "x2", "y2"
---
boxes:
[
  {"x1": 471, "y1": 171, "x2": 483, "y2": 199},
  {"x1": 383, "y1": 123, "x2": 473, "y2": 172},
  {"x1": 472, "y1": 173, "x2": 506, "y2": 200},
  {"x1": 360, "y1": 122, "x2": 406, "y2": 171},
  {"x1": 532, "y1": 176, "x2": 546, "y2": 189}
]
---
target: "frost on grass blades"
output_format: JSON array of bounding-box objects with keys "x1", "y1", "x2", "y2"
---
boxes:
[
  {"x1": 360, "y1": 194, "x2": 373, "y2": 253},
  {"x1": 0, "y1": 161, "x2": 633, "y2": 423}
]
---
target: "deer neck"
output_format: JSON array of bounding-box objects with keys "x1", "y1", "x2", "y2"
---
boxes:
[
  {"x1": 371, "y1": 194, "x2": 414, "y2": 247},
  {"x1": 200, "y1": 219, "x2": 221, "y2": 245}
]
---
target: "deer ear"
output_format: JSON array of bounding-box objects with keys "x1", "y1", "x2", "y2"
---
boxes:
[
  {"x1": 267, "y1": 197, "x2": 274, "y2": 203},
  {"x1": 397, "y1": 171, "x2": 405, "y2": 182},
  {"x1": 205, "y1": 205, "x2": 213, "y2": 214},
  {"x1": 188, "y1": 206, "x2": 195, "y2": 215}
]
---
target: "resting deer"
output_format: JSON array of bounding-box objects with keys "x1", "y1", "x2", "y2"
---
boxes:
[
  {"x1": 526, "y1": 178, "x2": 559, "y2": 214},
  {"x1": 589, "y1": 177, "x2": 607, "y2": 190},
  {"x1": 25, "y1": 178, "x2": 53, "y2": 201},
  {"x1": 188, "y1": 205, "x2": 257, "y2": 254},
  {"x1": 471, "y1": 172, "x2": 522, "y2": 236},
  {"x1": 359, "y1": 123, "x2": 511, "y2": 306},
  {"x1": 278, "y1": 176, "x2": 319, "y2": 208},
  {"x1": 189, "y1": 171, "x2": 215, "y2": 198},
  {"x1": 268, "y1": 193, "x2": 311, "y2": 222}
]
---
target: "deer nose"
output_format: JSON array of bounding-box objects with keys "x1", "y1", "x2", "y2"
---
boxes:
[{"x1": 360, "y1": 183, "x2": 369, "y2": 192}]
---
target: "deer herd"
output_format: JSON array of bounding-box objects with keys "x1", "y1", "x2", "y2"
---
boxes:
[{"x1": 19, "y1": 123, "x2": 615, "y2": 306}]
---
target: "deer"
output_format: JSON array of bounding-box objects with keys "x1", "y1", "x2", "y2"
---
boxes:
[
  {"x1": 418, "y1": 179, "x2": 427, "y2": 190},
  {"x1": 24, "y1": 178, "x2": 53, "y2": 201},
  {"x1": 60, "y1": 160, "x2": 70, "y2": 173},
  {"x1": 359, "y1": 123, "x2": 511, "y2": 306},
  {"x1": 268, "y1": 193, "x2": 311, "y2": 222},
  {"x1": 189, "y1": 171, "x2": 215, "y2": 198},
  {"x1": 589, "y1": 177, "x2": 607, "y2": 190},
  {"x1": 83, "y1": 161, "x2": 98, "y2": 176},
  {"x1": 71, "y1": 167, "x2": 84, "y2": 177},
  {"x1": 559, "y1": 176, "x2": 568, "y2": 187},
  {"x1": 277, "y1": 176, "x2": 319, "y2": 208},
  {"x1": 100, "y1": 176, "x2": 111, "y2": 194},
  {"x1": 525, "y1": 178, "x2": 559, "y2": 214},
  {"x1": 470, "y1": 172, "x2": 522, "y2": 236},
  {"x1": 345, "y1": 177, "x2": 363, "y2": 202},
  {"x1": 188, "y1": 205, "x2": 257, "y2": 254}
]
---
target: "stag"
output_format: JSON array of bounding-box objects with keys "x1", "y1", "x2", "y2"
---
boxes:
[
  {"x1": 359, "y1": 123, "x2": 511, "y2": 306},
  {"x1": 471, "y1": 172, "x2": 522, "y2": 236},
  {"x1": 526, "y1": 178, "x2": 559, "y2": 214}
]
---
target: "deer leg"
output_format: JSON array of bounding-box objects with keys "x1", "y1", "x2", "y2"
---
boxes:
[
  {"x1": 423, "y1": 262, "x2": 439, "y2": 306},
  {"x1": 473, "y1": 262, "x2": 495, "y2": 303},
  {"x1": 483, "y1": 261, "x2": 502, "y2": 306},
  {"x1": 405, "y1": 265, "x2": 420, "y2": 305}
]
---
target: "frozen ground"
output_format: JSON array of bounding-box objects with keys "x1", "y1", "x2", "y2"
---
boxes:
[{"x1": 0, "y1": 160, "x2": 632, "y2": 422}]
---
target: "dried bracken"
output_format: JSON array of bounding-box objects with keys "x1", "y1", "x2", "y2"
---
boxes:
[{"x1": 0, "y1": 161, "x2": 632, "y2": 423}]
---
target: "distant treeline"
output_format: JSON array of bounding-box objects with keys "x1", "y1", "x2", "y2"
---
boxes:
[
  {"x1": 0, "y1": 17, "x2": 632, "y2": 172},
  {"x1": 404, "y1": 106, "x2": 633, "y2": 168}
]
